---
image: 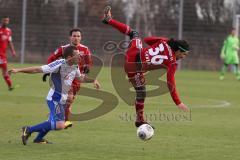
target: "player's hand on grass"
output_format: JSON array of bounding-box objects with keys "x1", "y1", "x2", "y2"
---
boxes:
[
  {"x1": 177, "y1": 102, "x2": 189, "y2": 112},
  {"x1": 8, "y1": 69, "x2": 18, "y2": 75},
  {"x1": 93, "y1": 79, "x2": 100, "y2": 90}
]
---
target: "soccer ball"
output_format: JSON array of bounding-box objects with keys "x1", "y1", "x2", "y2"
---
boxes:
[{"x1": 137, "y1": 124, "x2": 154, "y2": 141}]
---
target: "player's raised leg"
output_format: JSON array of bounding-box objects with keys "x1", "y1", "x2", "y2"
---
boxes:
[
  {"x1": 102, "y1": 6, "x2": 150, "y2": 127},
  {"x1": 102, "y1": 6, "x2": 138, "y2": 39}
]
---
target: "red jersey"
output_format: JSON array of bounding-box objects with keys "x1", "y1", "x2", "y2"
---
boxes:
[
  {"x1": 141, "y1": 37, "x2": 181, "y2": 105},
  {"x1": 47, "y1": 43, "x2": 92, "y2": 73},
  {"x1": 141, "y1": 37, "x2": 176, "y2": 70},
  {"x1": 0, "y1": 26, "x2": 12, "y2": 63}
]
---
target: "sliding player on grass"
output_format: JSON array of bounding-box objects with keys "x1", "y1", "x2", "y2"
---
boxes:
[
  {"x1": 102, "y1": 6, "x2": 189, "y2": 127},
  {"x1": 9, "y1": 46, "x2": 100, "y2": 145}
]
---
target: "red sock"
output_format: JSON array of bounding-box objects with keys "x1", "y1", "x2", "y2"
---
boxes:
[
  {"x1": 135, "y1": 99, "x2": 145, "y2": 122},
  {"x1": 4, "y1": 75, "x2": 12, "y2": 88},
  {"x1": 108, "y1": 19, "x2": 131, "y2": 35},
  {"x1": 65, "y1": 104, "x2": 71, "y2": 121}
]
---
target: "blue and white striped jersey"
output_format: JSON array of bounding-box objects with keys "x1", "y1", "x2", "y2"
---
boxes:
[{"x1": 41, "y1": 59, "x2": 82, "y2": 104}]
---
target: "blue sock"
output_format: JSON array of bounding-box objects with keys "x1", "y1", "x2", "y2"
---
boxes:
[
  {"x1": 29, "y1": 121, "x2": 52, "y2": 133},
  {"x1": 34, "y1": 130, "x2": 50, "y2": 142}
]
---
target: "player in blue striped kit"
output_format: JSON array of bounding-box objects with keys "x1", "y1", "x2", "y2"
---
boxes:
[{"x1": 9, "y1": 46, "x2": 100, "y2": 145}]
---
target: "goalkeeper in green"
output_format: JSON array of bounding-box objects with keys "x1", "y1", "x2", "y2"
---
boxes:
[{"x1": 220, "y1": 28, "x2": 240, "y2": 80}]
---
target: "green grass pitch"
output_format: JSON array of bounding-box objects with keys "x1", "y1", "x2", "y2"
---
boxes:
[{"x1": 0, "y1": 63, "x2": 240, "y2": 160}]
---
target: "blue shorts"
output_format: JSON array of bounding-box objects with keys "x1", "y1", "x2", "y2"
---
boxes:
[{"x1": 47, "y1": 100, "x2": 65, "y2": 129}]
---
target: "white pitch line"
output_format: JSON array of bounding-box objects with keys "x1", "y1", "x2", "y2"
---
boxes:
[
  {"x1": 191, "y1": 99, "x2": 231, "y2": 108},
  {"x1": 146, "y1": 98, "x2": 232, "y2": 108}
]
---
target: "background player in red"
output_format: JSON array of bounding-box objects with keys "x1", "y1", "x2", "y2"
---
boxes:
[
  {"x1": 46, "y1": 28, "x2": 92, "y2": 128},
  {"x1": 0, "y1": 16, "x2": 16, "y2": 90},
  {"x1": 102, "y1": 6, "x2": 189, "y2": 127}
]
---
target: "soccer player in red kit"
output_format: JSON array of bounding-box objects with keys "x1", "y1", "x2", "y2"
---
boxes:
[
  {"x1": 0, "y1": 16, "x2": 16, "y2": 90},
  {"x1": 102, "y1": 6, "x2": 189, "y2": 127},
  {"x1": 47, "y1": 28, "x2": 92, "y2": 128}
]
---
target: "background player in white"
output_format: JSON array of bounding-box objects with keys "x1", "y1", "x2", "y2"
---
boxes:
[{"x1": 9, "y1": 46, "x2": 100, "y2": 145}]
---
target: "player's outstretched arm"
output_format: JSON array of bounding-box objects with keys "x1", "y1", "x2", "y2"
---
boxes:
[
  {"x1": 167, "y1": 65, "x2": 189, "y2": 112},
  {"x1": 9, "y1": 66, "x2": 43, "y2": 74}
]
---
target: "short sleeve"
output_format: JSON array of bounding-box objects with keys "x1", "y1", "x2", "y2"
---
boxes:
[
  {"x1": 8, "y1": 36, "x2": 12, "y2": 42},
  {"x1": 41, "y1": 59, "x2": 65, "y2": 73},
  {"x1": 8, "y1": 29, "x2": 12, "y2": 42}
]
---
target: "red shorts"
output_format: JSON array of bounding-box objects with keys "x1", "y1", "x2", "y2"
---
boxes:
[
  {"x1": 0, "y1": 62, "x2": 7, "y2": 70},
  {"x1": 124, "y1": 38, "x2": 146, "y2": 88}
]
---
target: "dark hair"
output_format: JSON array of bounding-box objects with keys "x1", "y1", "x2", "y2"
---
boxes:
[
  {"x1": 167, "y1": 38, "x2": 189, "y2": 52},
  {"x1": 1, "y1": 16, "x2": 9, "y2": 19},
  {"x1": 69, "y1": 28, "x2": 82, "y2": 36},
  {"x1": 63, "y1": 46, "x2": 77, "y2": 59}
]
